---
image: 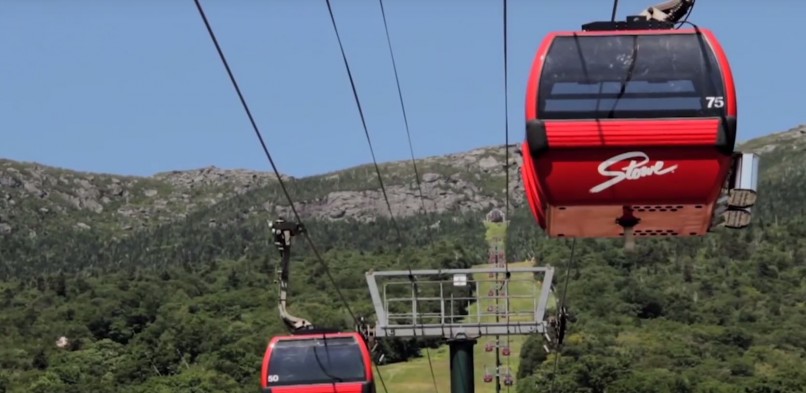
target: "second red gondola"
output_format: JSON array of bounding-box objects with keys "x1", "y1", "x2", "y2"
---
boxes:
[{"x1": 261, "y1": 332, "x2": 374, "y2": 393}]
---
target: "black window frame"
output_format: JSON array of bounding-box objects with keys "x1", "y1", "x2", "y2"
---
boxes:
[
  {"x1": 536, "y1": 33, "x2": 727, "y2": 120},
  {"x1": 267, "y1": 336, "x2": 367, "y2": 387}
]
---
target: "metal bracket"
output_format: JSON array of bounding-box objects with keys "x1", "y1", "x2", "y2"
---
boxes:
[
  {"x1": 710, "y1": 152, "x2": 760, "y2": 230},
  {"x1": 365, "y1": 267, "x2": 555, "y2": 340},
  {"x1": 268, "y1": 218, "x2": 313, "y2": 332},
  {"x1": 728, "y1": 152, "x2": 759, "y2": 209}
]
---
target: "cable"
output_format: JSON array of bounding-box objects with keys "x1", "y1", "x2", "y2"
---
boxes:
[
  {"x1": 501, "y1": 0, "x2": 510, "y2": 272},
  {"x1": 375, "y1": 0, "x2": 439, "y2": 390},
  {"x1": 322, "y1": 0, "x2": 401, "y2": 241},
  {"x1": 374, "y1": 362, "x2": 391, "y2": 393},
  {"x1": 675, "y1": 0, "x2": 696, "y2": 29},
  {"x1": 191, "y1": 0, "x2": 357, "y2": 322},
  {"x1": 548, "y1": 239, "x2": 577, "y2": 393},
  {"x1": 610, "y1": 0, "x2": 619, "y2": 22},
  {"x1": 190, "y1": 2, "x2": 386, "y2": 391},
  {"x1": 500, "y1": 0, "x2": 512, "y2": 391},
  {"x1": 323, "y1": 1, "x2": 437, "y2": 392},
  {"x1": 378, "y1": 0, "x2": 430, "y2": 219}
]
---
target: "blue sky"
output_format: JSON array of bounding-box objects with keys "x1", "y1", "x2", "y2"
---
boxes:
[{"x1": 0, "y1": 0, "x2": 803, "y2": 178}]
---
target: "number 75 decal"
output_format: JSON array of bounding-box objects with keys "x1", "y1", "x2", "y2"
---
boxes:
[{"x1": 705, "y1": 96, "x2": 725, "y2": 108}]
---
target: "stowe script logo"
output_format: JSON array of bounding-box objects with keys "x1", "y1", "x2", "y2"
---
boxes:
[{"x1": 589, "y1": 151, "x2": 678, "y2": 193}]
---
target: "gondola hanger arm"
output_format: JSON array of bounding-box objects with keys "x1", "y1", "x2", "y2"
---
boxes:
[
  {"x1": 269, "y1": 218, "x2": 314, "y2": 332},
  {"x1": 637, "y1": 0, "x2": 695, "y2": 23}
]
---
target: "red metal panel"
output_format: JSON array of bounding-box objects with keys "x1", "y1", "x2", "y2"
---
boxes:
[
  {"x1": 532, "y1": 147, "x2": 732, "y2": 206},
  {"x1": 520, "y1": 142, "x2": 546, "y2": 229},
  {"x1": 543, "y1": 119, "x2": 721, "y2": 148}
]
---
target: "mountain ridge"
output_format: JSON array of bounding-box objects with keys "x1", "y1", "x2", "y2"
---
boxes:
[
  {"x1": 0, "y1": 143, "x2": 523, "y2": 236},
  {"x1": 1, "y1": 124, "x2": 803, "y2": 244},
  {"x1": 6, "y1": 124, "x2": 801, "y2": 186}
]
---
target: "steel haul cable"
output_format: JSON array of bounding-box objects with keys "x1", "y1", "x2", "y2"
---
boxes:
[
  {"x1": 611, "y1": 0, "x2": 620, "y2": 21},
  {"x1": 500, "y1": 0, "x2": 513, "y2": 391},
  {"x1": 375, "y1": 0, "x2": 440, "y2": 391},
  {"x1": 548, "y1": 239, "x2": 577, "y2": 392},
  {"x1": 547, "y1": 0, "x2": 632, "y2": 388},
  {"x1": 323, "y1": 1, "x2": 438, "y2": 392},
  {"x1": 191, "y1": 1, "x2": 389, "y2": 392},
  {"x1": 377, "y1": 0, "x2": 430, "y2": 219}
]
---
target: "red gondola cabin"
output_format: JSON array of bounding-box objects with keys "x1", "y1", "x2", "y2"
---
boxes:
[
  {"x1": 261, "y1": 332, "x2": 375, "y2": 393},
  {"x1": 522, "y1": 22, "x2": 747, "y2": 238}
]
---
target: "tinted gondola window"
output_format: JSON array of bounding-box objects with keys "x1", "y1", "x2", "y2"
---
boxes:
[
  {"x1": 537, "y1": 33, "x2": 726, "y2": 119},
  {"x1": 267, "y1": 337, "x2": 366, "y2": 386}
]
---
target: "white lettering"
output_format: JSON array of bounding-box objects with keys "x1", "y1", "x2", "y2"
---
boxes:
[
  {"x1": 589, "y1": 151, "x2": 678, "y2": 193},
  {"x1": 268, "y1": 374, "x2": 279, "y2": 383},
  {"x1": 705, "y1": 96, "x2": 725, "y2": 108}
]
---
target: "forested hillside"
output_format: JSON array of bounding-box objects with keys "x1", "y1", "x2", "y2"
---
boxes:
[{"x1": 1, "y1": 125, "x2": 805, "y2": 392}]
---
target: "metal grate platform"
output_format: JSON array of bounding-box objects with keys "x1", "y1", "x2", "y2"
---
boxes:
[{"x1": 365, "y1": 267, "x2": 555, "y2": 339}]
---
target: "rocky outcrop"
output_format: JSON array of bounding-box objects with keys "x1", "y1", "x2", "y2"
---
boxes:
[
  {"x1": 267, "y1": 145, "x2": 525, "y2": 222},
  {"x1": 0, "y1": 145, "x2": 528, "y2": 234},
  {"x1": 153, "y1": 166, "x2": 284, "y2": 192},
  {"x1": 0, "y1": 161, "x2": 289, "y2": 234}
]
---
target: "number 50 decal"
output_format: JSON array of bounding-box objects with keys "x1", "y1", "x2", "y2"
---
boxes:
[
  {"x1": 705, "y1": 96, "x2": 725, "y2": 108},
  {"x1": 268, "y1": 375, "x2": 279, "y2": 383}
]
